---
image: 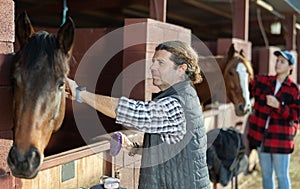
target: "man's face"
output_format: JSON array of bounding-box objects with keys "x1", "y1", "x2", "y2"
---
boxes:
[{"x1": 150, "y1": 50, "x2": 186, "y2": 91}]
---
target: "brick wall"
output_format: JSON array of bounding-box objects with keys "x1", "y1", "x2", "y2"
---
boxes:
[{"x1": 0, "y1": 0, "x2": 15, "y2": 188}]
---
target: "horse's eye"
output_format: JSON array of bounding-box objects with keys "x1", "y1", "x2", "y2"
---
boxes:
[
  {"x1": 57, "y1": 81, "x2": 65, "y2": 90},
  {"x1": 229, "y1": 71, "x2": 234, "y2": 76}
]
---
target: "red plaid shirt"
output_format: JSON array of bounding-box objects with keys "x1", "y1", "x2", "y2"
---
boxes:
[{"x1": 247, "y1": 75, "x2": 300, "y2": 154}]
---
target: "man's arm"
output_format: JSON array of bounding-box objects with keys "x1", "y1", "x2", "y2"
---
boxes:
[
  {"x1": 80, "y1": 91, "x2": 119, "y2": 118},
  {"x1": 66, "y1": 78, "x2": 119, "y2": 118}
]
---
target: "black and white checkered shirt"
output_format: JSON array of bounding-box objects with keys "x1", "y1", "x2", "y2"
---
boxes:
[{"x1": 116, "y1": 96, "x2": 186, "y2": 144}]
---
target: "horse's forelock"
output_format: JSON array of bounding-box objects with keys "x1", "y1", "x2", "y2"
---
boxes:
[
  {"x1": 13, "y1": 31, "x2": 70, "y2": 102},
  {"x1": 224, "y1": 53, "x2": 253, "y2": 78},
  {"x1": 19, "y1": 32, "x2": 69, "y2": 79}
]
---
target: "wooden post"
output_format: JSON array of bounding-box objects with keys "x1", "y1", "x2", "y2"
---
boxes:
[
  {"x1": 149, "y1": 0, "x2": 167, "y2": 22},
  {"x1": 297, "y1": 30, "x2": 300, "y2": 83},
  {"x1": 213, "y1": 183, "x2": 217, "y2": 189},
  {"x1": 285, "y1": 14, "x2": 296, "y2": 51},
  {"x1": 232, "y1": 0, "x2": 249, "y2": 41},
  {"x1": 285, "y1": 14, "x2": 298, "y2": 82}
]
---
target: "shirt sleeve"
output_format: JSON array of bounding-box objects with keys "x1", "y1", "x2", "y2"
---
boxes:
[{"x1": 115, "y1": 96, "x2": 186, "y2": 144}]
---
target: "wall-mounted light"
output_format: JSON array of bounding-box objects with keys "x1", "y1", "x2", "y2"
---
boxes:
[{"x1": 270, "y1": 22, "x2": 281, "y2": 34}]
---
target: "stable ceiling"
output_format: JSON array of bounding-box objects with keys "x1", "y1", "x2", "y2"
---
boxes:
[{"x1": 15, "y1": 0, "x2": 300, "y2": 48}]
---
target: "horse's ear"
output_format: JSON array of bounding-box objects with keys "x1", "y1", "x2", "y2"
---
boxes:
[
  {"x1": 16, "y1": 11, "x2": 35, "y2": 46},
  {"x1": 57, "y1": 17, "x2": 75, "y2": 54},
  {"x1": 239, "y1": 49, "x2": 245, "y2": 58},
  {"x1": 227, "y1": 43, "x2": 235, "y2": 59}
]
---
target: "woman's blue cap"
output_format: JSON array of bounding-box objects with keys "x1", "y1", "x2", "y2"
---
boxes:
[{"x1": 274, "y1": 50, "x2": 296, "y2": 65}]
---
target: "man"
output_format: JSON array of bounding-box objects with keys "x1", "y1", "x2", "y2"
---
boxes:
[{"x1": 67, "y1": 40, "x2": 211, "y2": 189}]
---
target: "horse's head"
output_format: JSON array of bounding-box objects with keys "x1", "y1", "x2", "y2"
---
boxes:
[
  {"x1": 223, "y1": 44, "x2": 253, "y2": 116},
  {"x1": 7, "y1": 12, "x2": 74, "y2": 179}
]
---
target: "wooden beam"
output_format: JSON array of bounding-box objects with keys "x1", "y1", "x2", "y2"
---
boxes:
[
  {"x1": 183, "y1": 0, "x2": 231, "y2": 19},
  {"x1": 41, "y1": 140, "x2": 110, "y2": 170},
  {"x1": 167, "y1": 12, "x2": 202, "y2": 26},
  {"x1": 149, "y1": 0, "x2": 167, "y2": 22}
]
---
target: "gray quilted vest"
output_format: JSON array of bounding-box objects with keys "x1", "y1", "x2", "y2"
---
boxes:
[{"x1": 138, "y1": 81, "x2": 211, "y2": 189}]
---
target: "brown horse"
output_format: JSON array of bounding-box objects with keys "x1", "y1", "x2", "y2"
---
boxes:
[
  {"x1": 195, "y1": 44, "x2": 253, "y2": 116},
  {"x1": 7, "y1": 12, "x2": 74, "y2": 179}
]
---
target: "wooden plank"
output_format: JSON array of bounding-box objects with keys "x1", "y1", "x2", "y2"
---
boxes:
[
  {"x1": 77, "y1": 153, "x2": 104, "y2": 188},
  {"x1": 119, "y1": 164, "x2": 135, "y2": 189},
  {"x1": 21, "y1": 175, "x2": 39, "y2": 189},
  {"x1": 41, "y1": 140, "x2": 110, "y2": 170},
  {"x1": 38, "y1": 166, "x2": 60, "y2": 189}
]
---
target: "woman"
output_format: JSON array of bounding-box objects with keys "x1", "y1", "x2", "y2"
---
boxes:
[{"x1": 247, "y1": 50, "x2": 300, "y2": 189}]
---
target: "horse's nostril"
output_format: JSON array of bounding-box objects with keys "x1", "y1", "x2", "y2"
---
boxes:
[
  {"x1": 8, "y1": 146, "x2": 17, "y2": 165},
  {"x1": 28, "y1": 147, "x2": 41, "y2": 168},
  {"x1": 239, "y1": 104, "x2": 244, "y2": 112}
]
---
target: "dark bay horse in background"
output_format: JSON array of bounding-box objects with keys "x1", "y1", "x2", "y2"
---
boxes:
[
  {"x1": 195, "y1": 44, "x2": 253, "y2": 116},
  {"x1": 7, "y1": 12, "x2": 74, "y2": 179}
]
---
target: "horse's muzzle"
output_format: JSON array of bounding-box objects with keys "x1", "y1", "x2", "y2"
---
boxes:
[
  {"x1": 235, "y1": 103, "x2": 251, "y2": 116},
  {"x1": 7, "y1": 145, "x2": 41, "y2": 179}
]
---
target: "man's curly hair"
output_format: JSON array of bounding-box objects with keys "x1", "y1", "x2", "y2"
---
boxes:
[{"x1": 155, "y1": 40, "x2": 202, "y2": 84}]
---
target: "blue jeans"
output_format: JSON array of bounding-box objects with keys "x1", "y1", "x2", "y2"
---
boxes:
[{"x1": 257, "y1": 147, "x2": 291, "y2": 189}]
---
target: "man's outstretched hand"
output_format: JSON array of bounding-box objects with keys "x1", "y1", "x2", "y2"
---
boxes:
[{"x1": 65, "y1": 78, "x2": 78, "y2": 100}]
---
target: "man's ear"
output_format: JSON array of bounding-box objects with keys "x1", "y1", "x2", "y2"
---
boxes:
[{"x1": 178, "y1": 64, "x2": 188, "y2": 73}]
